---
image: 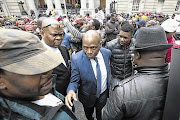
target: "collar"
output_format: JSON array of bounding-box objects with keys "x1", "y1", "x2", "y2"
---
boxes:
[
  {"x1": 134, "y1": 64, "x2": 168, "y2": 74},
  {"x1": 95, "y1": 50, "x2": 101, "y2": 59},
  {"x1": 41, "y1": 39, "x2": 59, "y2": 52}
]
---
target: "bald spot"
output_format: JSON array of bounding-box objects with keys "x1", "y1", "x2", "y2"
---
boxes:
[
  {"x1": 83, "y1": 30, "x2": 101, "y2": 44},
  {"x1": 42, "y1": 18, "x2": 60, "y2": 28}
]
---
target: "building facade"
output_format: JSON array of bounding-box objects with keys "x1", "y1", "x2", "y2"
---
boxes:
[{"x1": 0, "y1": 0, "x2": 180, "y2": 17}]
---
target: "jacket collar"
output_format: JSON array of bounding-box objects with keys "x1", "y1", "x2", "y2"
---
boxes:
[{"x1": 135, "y1": 64, "x2": 168, "y2": 74}]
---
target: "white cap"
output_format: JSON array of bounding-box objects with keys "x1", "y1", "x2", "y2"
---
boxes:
[{"x1": 161, "y1": 19, "x2": 178, "y2": 32}]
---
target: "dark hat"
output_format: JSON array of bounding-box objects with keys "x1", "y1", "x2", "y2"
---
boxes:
[
  {"x1": 0, "y1": 29, "x2": 62, "y2": 75},
  {"x1": 131, "y1": 25, "x2": 173, "y2": 51}
]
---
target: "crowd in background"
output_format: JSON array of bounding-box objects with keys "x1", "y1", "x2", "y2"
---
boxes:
[{"x1": 1, "y1": 8, "x2": 180, "y2": 120}]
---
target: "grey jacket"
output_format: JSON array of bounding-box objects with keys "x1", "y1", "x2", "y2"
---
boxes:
[{"x1": 105, "y1": 21, "x2": 120, "y2": 42}]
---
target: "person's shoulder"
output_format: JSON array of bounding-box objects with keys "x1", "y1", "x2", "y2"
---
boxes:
[
  {"x1": 71, "y1": 50, "x2": 84, "y2": 60},
  {"x1": 100, "y1": 47, "x2": 111, "y2": 55},
  {"x1": 106, "y1": 38, "x2": 119, "y2": 48},
  {"x1": 113, "y1": 75, "x2": 138, "y2": 91}
]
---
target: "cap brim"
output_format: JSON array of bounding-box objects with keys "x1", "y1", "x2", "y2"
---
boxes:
[
  {"x1": 130, "y1": 44, "x2": 173, "y2": 51},
  {"x1": 1, "y1": 49, "x2": 62, "y2": 75}
]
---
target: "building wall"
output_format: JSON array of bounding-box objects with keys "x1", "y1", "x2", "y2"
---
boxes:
[
  {"x1": 143, "y1": 0, "x2": 158, "y2": 13},
  {"x1": 1, "y1": 0, "x2": 180, "y2": 17},
  {"x1": 162, "y1": 0, "x2": 177, "y2": 14},
  {"x1": 116, "y1": 0, "x2": 180, "y2": 15}
]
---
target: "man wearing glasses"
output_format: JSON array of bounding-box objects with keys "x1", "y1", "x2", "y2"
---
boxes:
[
  {"x1": 40, "y1": 18, "x2": 71, "y2": 96},
  {"x1": 65, "y1": 30, "x2": 111, "y2": 120},
  {"x1": 105, "y1": 23, "x2": 135, "y2": 89}
]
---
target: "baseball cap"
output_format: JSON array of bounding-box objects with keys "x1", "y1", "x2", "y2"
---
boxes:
[
  {"x1": 161, "y1": 19, "x2": 178, "y2": 32},
  {"x1": 136, "y1": 20, "x2": 146, "y2": 26},
  {"x1": 0, "y1": 29, "x2": 62, "y2": 75}
]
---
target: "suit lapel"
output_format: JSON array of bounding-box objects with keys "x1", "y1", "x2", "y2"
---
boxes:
[{"x1": 59, "y1": 46, "x2": 69, "y2": 67}]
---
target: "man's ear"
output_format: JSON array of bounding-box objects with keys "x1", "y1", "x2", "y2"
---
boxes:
[
  {"x1": 0, "y1": 75, "x2": 6, "y2": 90},
  {"x1": 40, "y1": 29, "x2": 44, "y2": 36},
  {"x1": 92, "y1": 26, "x2": 95, "y2": 30},
  {"x1": 134, "y1": 51, "x2": 141, "y2": 60},
  {"x1": 100, "y1": 41, "x2": 102, "y2": 47}
]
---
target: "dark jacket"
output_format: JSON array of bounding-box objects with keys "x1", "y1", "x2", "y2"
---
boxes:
[
  {"x1": 0, "y1": 90, "x2": 78, "y2": 120},
  {"x1": 106, "y1": 39, "x2": 133, "y2": 82},
  {"x1": 53, "y1": 46, "x2": 71, "y2": 96},
  {"x1": 102, "y1": 65, "x2": 169, "y2": 120},
  {"x1": 105, "y1": 21, "x2": 120, "y2": 42}
]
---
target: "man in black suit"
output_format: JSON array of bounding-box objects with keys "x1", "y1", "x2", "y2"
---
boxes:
[{"x1": 40, "y1": 18, "x2": 70, "y2": 96}]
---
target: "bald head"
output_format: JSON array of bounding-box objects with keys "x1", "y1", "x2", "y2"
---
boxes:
[
  {"x1": 83, "y1": 30, "x2": 101, "y2": 44},
  {"x1": 83, "y1": 30, "x2": 101, "y2": 59},
  {"x1": 42, "y1": 18, "x2": 60, "y2": 29}
]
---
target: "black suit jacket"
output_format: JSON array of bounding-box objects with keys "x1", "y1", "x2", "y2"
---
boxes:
[{"x1": 53, "y1": 45, "x2": 71, "y2": 96}]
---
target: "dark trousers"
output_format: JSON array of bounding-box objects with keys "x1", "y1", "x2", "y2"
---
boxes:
[{"x1": 83, "y1": 90, "x2": 108, "y2": 120}]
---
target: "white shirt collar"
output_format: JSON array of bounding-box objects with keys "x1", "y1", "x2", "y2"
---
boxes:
[{"x1": 41, "y1": 39, "x2": 67, "y2": 67}]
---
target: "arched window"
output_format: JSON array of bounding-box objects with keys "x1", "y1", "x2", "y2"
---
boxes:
[
  {"x1": 175, "y1": 0, "x2": 180, "y2": 11},
  {"x1": 132, "y1": 0, "x2": 140, "y2": 11}
]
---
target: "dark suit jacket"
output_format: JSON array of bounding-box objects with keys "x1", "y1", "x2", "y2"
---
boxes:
[
  {"x1": 53, "y1": 45, "x2": 71, "y2": 96},
  {"x1": 66, "y1": 48, "x2": 111, "y2": 107}
]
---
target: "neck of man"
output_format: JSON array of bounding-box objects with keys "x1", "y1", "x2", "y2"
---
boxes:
[
  {"x1": 137, "y1": 58, "x2": 165, "y2": 67},
  {"x1": 136, "y1": 51, "x2": 166, "y2": 67}
]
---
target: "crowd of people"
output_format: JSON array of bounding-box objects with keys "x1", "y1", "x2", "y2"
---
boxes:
[{"x1": 0, "y1": 10, "x2": 180, "y2": 120}]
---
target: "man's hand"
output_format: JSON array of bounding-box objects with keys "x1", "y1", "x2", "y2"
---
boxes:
[{"x1": 65, "y1": 90, "x2": 77, "y2": 110}]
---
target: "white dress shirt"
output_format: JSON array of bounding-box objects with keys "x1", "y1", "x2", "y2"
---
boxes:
[
  {"x1": 32, "y1": 93, "x2": 62, "y2": 107},
  {"x1": 90, "y1": 51, "x2": 107, "y2": 94},
  {"x1": 41, "y1": 40, "x2": 66, "y2": 67}
]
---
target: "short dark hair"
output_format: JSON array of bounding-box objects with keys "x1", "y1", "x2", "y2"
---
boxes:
[
  {"x1": 92, "y1": 19, "x2": 100, "y2": 30},
  {"x1": 121, "y1": 23, "x2": 135, "y2": 35}
]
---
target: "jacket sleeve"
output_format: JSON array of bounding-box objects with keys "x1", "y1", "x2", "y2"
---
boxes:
[
  {"x1": 66, "y1": 55, "x2": 80, "y2": 94},
  {"x1": 63, "y1": 19, "x2": 84, "y2": 39},
  {"x1": 102, "y1": 87, "x2": 124, "y2": 120}
]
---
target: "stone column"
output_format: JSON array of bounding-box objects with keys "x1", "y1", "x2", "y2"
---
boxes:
[
  {"x1": 27, "y1": 0, "x2": 38, "y2": 18},
  {"x1": 46, "y1": 0, "x2": 54, "y2": 14},
  {"x1": 106, "y1": 0, "x2": 111, "y2": 15},
  {"x1": 88, "y1": 0, "x2": 95, "y2": 16},
  {"x1": 54, "y1": 0, "x2": 63, "y2": 15},
  {"x1": 80, "y1": 0, "x2": 87, "y2": 15}
]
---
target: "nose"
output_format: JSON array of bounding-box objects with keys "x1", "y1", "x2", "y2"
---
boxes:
[
  {"x1": 55, "y1": 35, "x2": 62, "y2": 40},
  {"x1": 120, "y1": 37, "x2": 125, "y2": 42},
  {"x1": 87, "y1": 48, "x2": 92, "y2": 54}
]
